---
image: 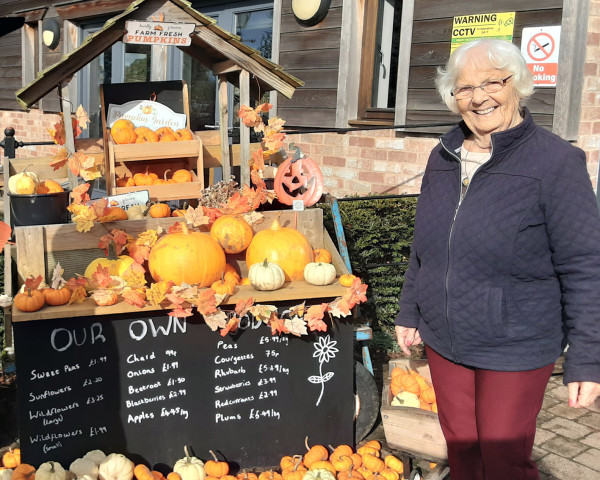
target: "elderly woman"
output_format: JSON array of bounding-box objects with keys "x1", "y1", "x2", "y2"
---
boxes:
[{"x1": 395, "y1": 38, "x2": 600, "y2": 480}]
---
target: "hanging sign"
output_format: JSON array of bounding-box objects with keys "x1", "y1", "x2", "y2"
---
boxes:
[
  {"x1": 521, "y1": 26, "x2": 561, "y2": 87},
  {"x1": 450, "y1": 12, "x2": 515, "y2": 53},
  {"x1": 124, "y1": 20, "x2": 195, "y2": 46},
  {"x1": 107, "y1": 100, "x2": 187, "y2": 130}
]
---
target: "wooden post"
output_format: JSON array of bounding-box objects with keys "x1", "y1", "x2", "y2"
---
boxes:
[
  {"x1": 60, "y1": 82, "x2": 79, "y2": 190},
  {"x1": 218, "y1": 75, "x2": 231, "y2": 181},
  {"x1": 239, "y1": 69, "x2": 251, "y2": 187}
]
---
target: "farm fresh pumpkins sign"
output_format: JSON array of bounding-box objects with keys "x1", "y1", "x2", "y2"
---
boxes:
[{"x1": 124, "y1": 20, "x2": 195, "y2": 46}]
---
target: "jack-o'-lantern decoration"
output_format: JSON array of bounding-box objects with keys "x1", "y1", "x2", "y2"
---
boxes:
[{"x1": 273, "y1": 155, "x2": 323, "y2": 206}]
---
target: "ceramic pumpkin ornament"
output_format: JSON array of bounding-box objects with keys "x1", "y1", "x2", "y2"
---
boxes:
[
  {"x1": 210, "y1": 215, "x2": 254, "y2": 254},
  {"x1": 36, "y1": 180, "x2": 64, "y2": 194},
  {"x1": 148, "y1": 222, "x2": 226, "y2": 286},
  {"x1": 246, "y1": 215, "x2": 313, "y2": 282},
  {"x1": 273, "y1": 154, "x2": 324, "y2": 207},
  {"x1": 173, "y1": 446, "x2": 205, "y2": 480}
]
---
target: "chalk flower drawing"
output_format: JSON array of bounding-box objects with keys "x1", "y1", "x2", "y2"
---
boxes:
[{"x1": 309, "y1": 335, "x2": 339, "y2": 406}]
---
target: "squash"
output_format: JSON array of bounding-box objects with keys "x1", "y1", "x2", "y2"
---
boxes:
[
  {"x1": 43, "y1": 286, "x2": 71, "y2": 306},
  {"x1": 84, "y1": 242, "x2": 135, "y2": 280},
  {"x1": 360, "y1": 455, "x2": 383, "y2": 474},
  {"x1": 210, "y1": 215, "x2": 254, "y2": 254},
  {"x1": 8, "y1": 166, "x2": 39, "y2": 195},
  {"x1": 13, "y1": 464, "x2": 36, "y2": 480},
  {"x1": 390, "y1": 391, "x2": 420, "y2": 408},
  {"x1": 312, "y1": 249, "x2": 332, "y2": 264},
  {"x1": 301, "y1": 470, "x2": 335, "y2": 480},
  {"x1": 303, "y1": 437, "x2": 328, "y2": 468},
  {"x1": 111, "y1": 119, "x2": 137, "y2": 144},
  {"x1": 98, "y1": 454, "x2": 134, "y2": 480},
  {"x1": 246, "y1": 216, "x2": 313, "y2": 282},
  {"x1": 382, "y1": 456, "x2": 403, "y2": 474},
  {"x1": 148, "y1": 222, "x2": 226, "y2": 286},
  {"x1": 0, "y1": 469, "x2": 13, "y2": 480},
  {"x1": 204, "y1": 451, "x2": 228, "y2": 478},
  {"x1": 303, "y1": 262, "x2": 336, "y2": 286},
  {"x1": 307, "y1": 463, "x2": 334, "y2": 475},
  {"x1": 134, "y1": 127, "x2": 159, "y2": 143},
  {"x1": 338, "y1": 274, "x2": 356, "y2": 287},
  {"x1": 248, "y1": 259, "x2": 285, "y2": 291},
  {"x1": 105, "y1": 206, "x2": 128, "y2": 221},
  {"x1": 36, "y1": 180, "x2": 64, "y2": 194},
  {"x1": 127, "y1": 204, "x2": 149, "y2": 221},
  {"x1": 83, "y1": 451, "x2": 107, "y2": 466},
  {"x1": 116, "y1": 176, "x2": 136, "y2": 188},
  {"x1": 171, "y1": 169, "x2": 193, "y2": 183},
  {"x1": 211, "y1": 278, "x2": 234, "y2": 295},
  {"x1": 14, "y1": 285, "x2": 45, "y2": 312},
  {"x1": 174, "y1": 129, "x2": 194, "y2": 141},
  {"x1": 35, "y1": 462, "x2": 67, "y2": 480},
  {"x1": 133, "y1": 168, "x2": 159, "y2": 186},
  {"x1": 149, "y1": 203, "x2": 171, "y2": 218},
  {"x1": 69, "y1": 458, "x2": 98, "y2": 480},
  {"x1": 2, "y1": 447, "x2": 20, "y2": 468},
  {"x1": 173, "y1": 446, "x2": 205, "y2": 480}
]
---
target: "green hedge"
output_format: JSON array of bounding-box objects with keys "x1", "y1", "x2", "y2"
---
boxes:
[{"x1": 318, "y1": 196, "x2": 417, "y2": 336}]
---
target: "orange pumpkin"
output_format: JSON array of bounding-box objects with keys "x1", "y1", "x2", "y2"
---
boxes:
[
  {"x1": 420, "y1": 387, "x2": 436, "y2": 404},
  {"x1": 36, "y1": 180, "x2": 64, "y2": 194},
  {"x1": 116, "y1": 175, "x2": 136, "y2": 187},
  {"x1": 2, "y1": 448, "x2": 21, "y2": 468},
  {"x1": 11, "y1": 463, "x2": 35, "y2": 480},
  {"x1": 134, "y1": 168, "x2": 159, "y2": 186},
  {"x1": 211, "y1": 278, "x2": 234, "y2": 296},
  {"x1": 210, "y1": 214, "x2": 254, "y2": 254},
  {"x1": 330, "y1": 445, "x2": 354, "y2": 463},
  {"x1": 104, "y1": 206, "x2": 129, "y2": 221},
  {"x1": 303, "y1": 437, "x2": 328, "y2": 468},
  {"x1": 339, "y1": 274, "x2": 357, "y2": 287},
  {"x1": 204, "y1": 451, "x2": 229, "y2": 477},
  {"x1": 246, "y1": 216, "x2": 313, "y2": 282},
  {"x1": 111, "y1": 119, "x2": 137, "y2": 144},
  {"x1": 159, "y1": 133, "x2": 177, "y2": 142},
  {"x1": 171, "y1": 169, "x2": 193, "y2": 183},
  {"x1": 175, "y1": 128, "x2": 194, "y2": 141},
  {"x1": 14, "y1": 288, "x2": 45, "y2": 312},
  {"x1": 149, "y1": 203, "x2": 171, "y2": 218},
  {"x1": 134, "y1": 127, "x2": 159, "y2": 143},
  {"x1": 313, "y1": 249, "x2": 332, "y2": 263},
  {"x1": 43, "y1": 287, "x2": 71, "y2": 306},
  {"x1": 148, "y1": 222, "x2": 226, "y2": 286},
  {"x1": 390, "y1": 374, "x2": 420, "y2": 396}
]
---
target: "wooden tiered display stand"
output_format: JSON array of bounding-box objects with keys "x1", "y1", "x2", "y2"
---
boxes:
[{"x1": 11, "y1": 209, "x2": 349, "y2": 322}]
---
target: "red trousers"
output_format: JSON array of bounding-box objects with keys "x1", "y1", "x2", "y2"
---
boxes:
[{"x1": 426, "y1": 346, "x2": 554, "y2": 480}]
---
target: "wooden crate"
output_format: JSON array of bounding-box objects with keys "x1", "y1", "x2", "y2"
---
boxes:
[
  {"x1": 11, "y1": 209, "x2": 350, "y2": 322},
  {"x1": 106, "y1": 133, "x2": 204, "y2": 201},
  {"x1": 380, "y1": 358, "x2": 448, "y2": 463}
]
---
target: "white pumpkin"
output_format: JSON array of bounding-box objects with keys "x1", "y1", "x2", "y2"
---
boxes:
[
  {"x1": 391, "y1": 391, "x2": 420, "y2": 408},
  {"x1": 83, "y1": 450, "x2": 107, "y2": 466},
  {"x1": 70, "y1": 457, "x2": 99, "y2": 479},
  {"x1": 0, "y1": 469, "x2": 14, "y2": 480},
  {"x1": 8, "y1": 168, "x2": 39, "y2": 195},
  {"x1": 98, "y1": 454, "x2": 134, "y2": 480},
  {"x1": 173, "y1": 446, "x2": 205, "y2": 480},
  {"x1": 303, "y1": 262, "x2": 336, "y2": 286},
  {"x1": 36, "y1": 462, "x2": 68, "y2": 480},
  {"x1": 302, "y1": 469, "x2": 336, "y2": 480},
  {"x1": 126, "y1": 204, "x2": 148, "y2": 220},
  {"x1": 248, "y1": 259, "x2": 286, "y2": 291}
]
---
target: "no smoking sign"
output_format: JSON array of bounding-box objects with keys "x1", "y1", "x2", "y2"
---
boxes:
[{"x1": 521, "y1": 26, "x2": 561, "y2": 87}]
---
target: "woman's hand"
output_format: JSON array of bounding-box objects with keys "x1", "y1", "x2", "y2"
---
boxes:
[
  {"x1": 567, "y1": 381, "x2": 600, "y2": 408},
  {"x1": 395, "y1": 326, "x2": 422, "y2": 356}
]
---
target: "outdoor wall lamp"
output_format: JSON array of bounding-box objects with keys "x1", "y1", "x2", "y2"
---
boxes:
[
  {"x1": 42, "y1": 18, "x2": 60, "y2": 50},
  {"x1": 292, "y1": 0, "x2": 331, "y2": 27}
]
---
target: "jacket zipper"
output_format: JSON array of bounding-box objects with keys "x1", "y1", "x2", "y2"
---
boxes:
[{"x1": 438, "y1": 139, "x2": 494, "y2": 363}]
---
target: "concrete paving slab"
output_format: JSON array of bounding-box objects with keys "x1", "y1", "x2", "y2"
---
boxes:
[
  {"x1": 573, "y1": 448, "x2": 600, "y2": 471},
  {"x1": 539, "y1": 417, "x2": 594, "y2": 440},
  {"x1": 538, "y1": 453, "x2": 599, "y2": 477},
  {"x1": 537, "y1": 435, "x2": 590, "y2": 458},
  {"x1": 581, "y1": 431, "x2": 600, "y2": 449}
]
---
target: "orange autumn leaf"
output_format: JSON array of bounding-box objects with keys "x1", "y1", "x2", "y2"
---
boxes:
[
  {"x1": 91, "y1": 198, "x2": 110, "y2": 219},
  {"x1": 0, "y1": 221, "x2": 12, "y2": 250},
  {"x1": 168, "y1": 222, "x2": 186, "y2": 234},
  {"x1": 92, "y1": 264, "x2": 112, "y2": 288},
  {"x1": 127, "y1": 243, "x2": 150, "y2": 264},
  {"x1": 68, "y1": 285, "x2": 88, "y2": 304},
  {"x1": 238, "y1": 103, "x2": 272, "y2": 131},
  {"x1": 269, "y1": 312, "x2": 289, "y2": 336},
  {"x1": 305, "y1": 303, "x2": 329, "y2": 332},
  {"x1": 195, "y1": 288, "x2": 218, "y2": 316},
  {"x1": 251, "y1": 170, "x2": 266, "y2": 190},
  {"x1": 220, "y1": 317, "x2": 240, "y2": 337},
  {"x1": 24, "y1": 275, "x2": 43, "y2": 291},
  {"x1": 204, "y1": 310, "x2": 228, "y2": 331},
  {"x1": 168, "y1": 306, "x2": 194, "y2": 318},
  {"x1": 122, "y1": 288, "x2": 146, "y2": 308},
  {"x1": 147, "y1": 281, "x2": 173, "y2": 307},
  {"x1": 66, "y1": 276, "x2": 88, "y2": 291},
  {"x1": 219, "y1": 192, "x2": 252, "y2": 215},
  {"x1": 234, "y1": 297, "x2": 254, "y2": 317},
  {"x1": 251, "y1": 148, "x2": 265, "y2": 171},
  {"x1": 263, "y1": 131, "x2": 285, "y2": 152},
  {"x1": 71, "y1": 183, "x2": 91, "y2": 204},
  {"x1": 75, "y1": 105, "x2": 90, "y2": 130},
  {"x1": 50, "y1": 147, "x2": 70, "y2": 170}
]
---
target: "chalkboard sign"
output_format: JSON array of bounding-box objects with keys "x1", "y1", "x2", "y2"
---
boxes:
[{"x1": 14, "y1": 311, "x2": 353, "y2": 470}]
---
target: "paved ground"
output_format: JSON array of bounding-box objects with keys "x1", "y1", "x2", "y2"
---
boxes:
[{"x1": 366, "y1": 361, "x2": 600, "y2": 479}]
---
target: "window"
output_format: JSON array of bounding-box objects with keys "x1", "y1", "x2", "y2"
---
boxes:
[{"x1": 358, "y1": 0, "x2": 402, "y2": 122}]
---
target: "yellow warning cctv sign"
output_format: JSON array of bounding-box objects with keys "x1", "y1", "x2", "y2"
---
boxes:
[{"x1": 451, "y1": 12, "x2": 515, "y2": 54}]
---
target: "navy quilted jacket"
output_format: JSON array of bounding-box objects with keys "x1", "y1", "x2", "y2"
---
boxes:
[{"x1": 395, "y1": 108, "x2": 600, "y2": 384}]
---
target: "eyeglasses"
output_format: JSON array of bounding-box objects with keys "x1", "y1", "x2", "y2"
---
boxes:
[{"x1": 451, "y1": 75, "x2": 514, "y2": 99}]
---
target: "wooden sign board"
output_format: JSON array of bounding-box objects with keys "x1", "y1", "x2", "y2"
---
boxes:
[
  {"x1": 14, "y1": 311, "x2": 354, "y2": 469},
  {"x1": 107, "y1": 100, "x2": 187, "y2": 130},
  {"x1": 124, "y1": 21, "x2": 195, "y2": 47}
]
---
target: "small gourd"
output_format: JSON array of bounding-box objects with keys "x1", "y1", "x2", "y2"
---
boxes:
[
  {"x1": 303, "y1": 262, "x2": 336, "y2": 286},
  {"x1": 248, "y1": 259, "x2": 285, "y2": 291},
  {"x1": 35, "y1": 462, "x2": 67, "y2": 480},
  {"x1": 301, "y1": 470, "x2": 335, "y2": 480},
  {"x1": 8, "y1": 166, "x2": 39, "y2": 195},
  {"x1": 98, "y1": 454, "x2": 134, "y2": 480},
  {"x1": 126, "y1": 204, "x2": 149, "y2": 221},
  {"x1": 0, "y1": 469, "x2": 14, "y2": 480},
  {"x1": 69, "y1": 458, "x2": 98, "y2": 480},
  {"x1": 43, "y1": 286, "x2": 71, "y2": 306},
  {"x1": 83, "y1": 451, "x2": 107, "y2": 467},
  {"x1": 173, "y1": 446, "x2": 205, "y2": 480},
  {"x1": 12, "y1": 464, "x2": 36, "y2": 480},
  {"x1": 2, "y1": 447, "x2": 21, "y2": 468},
  {"x1": 36, "y1": 180, "x2": 64, "y2": 194},
  {"x1": 204, "y1": 451, "x2": 228, "y2": 478},
  {"x1": 338, "y1": 274, "x2": 356, "y2": 287},
  {"x1": 390, "y1": 391, "x2": 421, "y2": 408}
]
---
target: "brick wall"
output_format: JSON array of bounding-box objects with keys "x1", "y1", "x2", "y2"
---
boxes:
[{"x1": 1, "y1": 109, "x2": 62, "y2": 159}]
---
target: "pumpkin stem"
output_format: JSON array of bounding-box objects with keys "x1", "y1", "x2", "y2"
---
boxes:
[
  {"x1": 327, "y1": 445, "x2": 334, "y2": 452},
  {"x1": 23, "y1": 163, "x2": 35, "y2": 174},
  {"x1": 262, "y1": 258, "x2": 270, "y2": 268},
  {"x1": 184, "y1": 445, "x2": 192, "y2": 462},
  {"x1": 164, "y1": 169, "x2": 172, "y2": 182},
  {"x1": 180, "y1": 222, "x2": 190, "y2": 235},
  {"x1": 304, "y1": 436, "x2": 310, "y2": 452},
  {"x1": 107, "y1": 241, "x2": 118, "y2": 261},
  {"x1": 209, "y1": 450, "x2": 219, "y2": 462},
  {"x1": 270, "y1": 213, "x2": 282, "y2": 231}
]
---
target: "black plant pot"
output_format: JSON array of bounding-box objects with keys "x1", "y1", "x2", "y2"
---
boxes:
[{"x1": 8, "y1": 191, "x2": 71, "y2": 227}]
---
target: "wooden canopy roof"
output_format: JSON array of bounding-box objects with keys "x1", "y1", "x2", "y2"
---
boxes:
[{"x1": 15, "y1": 0, "x2": 303, "y2": 110}]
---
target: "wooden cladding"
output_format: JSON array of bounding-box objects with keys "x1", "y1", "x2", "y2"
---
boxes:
[
  {"x1": 403, "y1": 1, "x2": 563, "y2": 132},
  {"x1": 0, "y1": 30, "x2": 22, "y2": 110},
  {"x1": 277, "y1": 0, "x2": 343, "y2": 128}
]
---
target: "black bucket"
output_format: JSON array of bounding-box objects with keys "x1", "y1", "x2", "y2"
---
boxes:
[{"x1": 8, "y1": 191, "x2": 71, "y2": 227}]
